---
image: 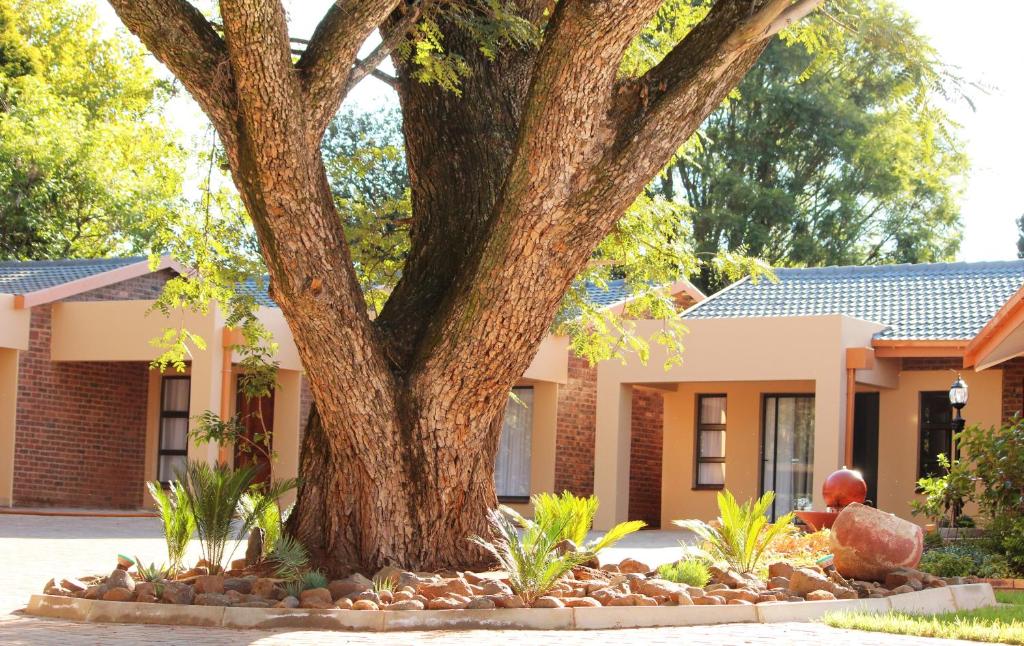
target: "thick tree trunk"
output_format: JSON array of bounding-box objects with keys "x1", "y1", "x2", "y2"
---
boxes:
[{"x1": 108, "y1": 0, "x2": 819, "y2": 575}]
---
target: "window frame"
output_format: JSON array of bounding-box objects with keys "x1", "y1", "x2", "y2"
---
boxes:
[
  {"x1": 157, "y1": 376, "x2": 191, "y2": 484},
  {"x1": 495, "y1": 385, "x2": 534, "y2": 504},
  {"x1": 693, "y1": 394, "x2": 727, "y2": 490},
  {"x1": 918, "y1": 390, "x2": 955, "y2": 480}
]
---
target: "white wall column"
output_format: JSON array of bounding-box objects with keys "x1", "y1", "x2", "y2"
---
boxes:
[
  {"x1": 273, "y1": 368, "x2": 302, "y2": 508},
  {"x1": 593, "y1": 377, "x2": 633, "y2": 530},
  {"x1": 187, "y1": 322, "x2": 224, "y2": 466},
  {"x1": 0, "y1": 348, "x2": 18, "y2": 506},
  {"x1": 812, "y1": 371, "x2": 847, "y2": 510}
]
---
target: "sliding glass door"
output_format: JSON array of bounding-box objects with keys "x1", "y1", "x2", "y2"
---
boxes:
[{"x1": 761, "y1": 395, "x2": 815, "y2": 520}]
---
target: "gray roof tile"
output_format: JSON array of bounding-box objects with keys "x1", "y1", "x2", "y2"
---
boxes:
[
  {"x1": 0, "y1": 257, "x2": 147, "y2": 294},
  {"x1": 683, "y1": 260, "x2": 1024, "y2": 340}
]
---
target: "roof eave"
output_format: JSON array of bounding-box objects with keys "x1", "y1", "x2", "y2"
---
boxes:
[{"x1": 12, "y1": 255, "x2": 185, "y2": 310}]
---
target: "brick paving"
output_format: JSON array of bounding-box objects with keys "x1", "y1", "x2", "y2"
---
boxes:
[{"x1": 0, "y1": 514, "x2": 974, "y2": 645}]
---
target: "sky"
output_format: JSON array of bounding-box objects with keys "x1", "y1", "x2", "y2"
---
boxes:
[{"x1": 90, "y1": 1, "x2": 1024, "y2": 262}]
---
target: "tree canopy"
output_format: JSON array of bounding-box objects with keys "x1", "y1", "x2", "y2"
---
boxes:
[
  {"x1": 654, "y1": 0, "x2": 967, "y2": 291},
  {"x1": 0, "y1": 0, "x2": 185, "y2": 260}
]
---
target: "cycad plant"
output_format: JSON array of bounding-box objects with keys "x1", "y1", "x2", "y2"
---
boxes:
[
  {"x1": 532, "y1": 491, "x2": 646, "y2": 557},
  {"x1": 146, "y1": 480, "x2": 195, "y2": 573},
  {"x1": 267, "y1": 533, "x2": 310, "y2": 581},
  {"x1": 239, "y1": 478, "x2": 298, "y2": 560},
  {"x1": 674, "y1": 489, "x2": 794, "y2": 573},
  {"x1": 469, "y1": 506, "x2": 590, "y2": 604}
]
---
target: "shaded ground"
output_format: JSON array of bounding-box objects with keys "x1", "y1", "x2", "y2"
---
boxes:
[{"x1": 0, "y1": 514, "x2": 974, "y2": 645}]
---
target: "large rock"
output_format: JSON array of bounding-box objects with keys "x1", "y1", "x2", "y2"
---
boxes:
[{"x1": 830, "y1": 503, "x2": 923, "y2": 581}]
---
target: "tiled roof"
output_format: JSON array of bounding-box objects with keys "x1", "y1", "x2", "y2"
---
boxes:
[
  {"x1": 236, "y1": 275, "x2": 278, "y2": 308},
  {"x1": 683, "y1": 260, "x2": 1024, "y2": 341},
  {"x1": 0, "y1": 257, "x2": 147, "y2": 294},
  {"x1": 584, "y1": 279, "x2": 632, "y2": 308}
]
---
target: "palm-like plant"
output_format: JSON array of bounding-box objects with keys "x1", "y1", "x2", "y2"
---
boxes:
[
  {"x1": 469, "y1": 506, "x2": 590, "y2": 604},
  {"x1": 146, "y1": 480, "x2": 195, "y2": 573},
  {"x1": 532, "y1": 491, "x2": 646, "y2": 556},
  {"x1": 178, "y1": 461, "x2": 262, "y2": 572},
  {"x1": 267, "y1": 533, "x2": 310, "y2": 580},
  {"x1": 674, "y1": 489, "x2": 794, "y2": 573},
  {"x1": 239, "y1": 478, "x2": 298, "y2": 560}
]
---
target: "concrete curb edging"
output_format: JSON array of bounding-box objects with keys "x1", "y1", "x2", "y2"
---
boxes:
[{"x1": 24, "y1": 583, "x2": 997, "y2": 632}]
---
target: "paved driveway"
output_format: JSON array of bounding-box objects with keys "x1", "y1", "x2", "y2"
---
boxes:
[{"x1": 0, "y1": 514, "x2": 974, "y2": 645}]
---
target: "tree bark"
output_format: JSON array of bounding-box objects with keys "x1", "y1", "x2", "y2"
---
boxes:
[{"x1": 107, "y1": 0, "x2": 821, "y2": 574}]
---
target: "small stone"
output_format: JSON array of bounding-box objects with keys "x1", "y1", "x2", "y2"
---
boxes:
[
  {"x1": 705, "y1": 583, "x2": 729, "y2": 592},
  {"x1": 231, "y1": 558, "x2": 248, "y2": 572},
  {"x1": 299, "y1": 588, "x2": 333, "y2": 609},
  {"x1": 717, "y1": 589, "x2": 759, "y2": 603},
  {"x1": 160, "y1": 582, "x2": 194, "y2": 605},
  {"x1": 386, "y1": 599, "x2": 424, "y2": 611},
  {"x1": 355, "y1": 590, "x2": 382, "y2": 604},
  {"x1": 929, "y1": 578, "x2": 948, "y2": 588},
  {"x1": 252, "y1": 578, "x2": 282, "y2": 599},
  {"x1": 632, "y1": 594, "x2": 657, "y2": 606},
  {"x1": 444, "y1": 578, "x2": 474, "y2": 597},
  {"x1": 235, "y1": 600, "x2": 271, "y2": 608},
  {"x1": 768, "y1": 562, "x2": 795, "y2": 580},
  {"x1": 61, "y1": 578, "x2": 88, "y2": 593},
  {"x1": 480, "y1": 580, "x2": 513, "y2": 596},
  {"x1": 194, "y1": 574, "x2": 224, "y2": 595},
  {"x1": 789, "y1": 568, "x2": 842, "y2": 597},
  {"x1": 106, "y1": 569, "x2": 135, "y2": 592},
  {"x1": 768, "y1": 576, "x2": 790, "y2": 590},
  {"x1": 618, "y1": 558, "x2": 651, "y2": 575},
  {"x1": 134, "y1": 582, "x2": 156, "y2": 598},
  {"x1": 492, "y1": 593, "x2": 526, "y2": 608},
  {"x1": 335, "y1": 597, "x2": 354, "y2": 609},
  {"x1": 194, "y1": 592, "x2": 232, "y2": 606},
  {"x1": 632, "y1": 578, "x2": 682, "y2": 598},
  {"x1": 600, "y1": 564, "x2": 621, "y2": 574},
  {"x1": 352, "y1": 599, "x2": 379, "y2": 611},
  {"x1": 532, "y1": 596, "x2": 564, "y2": 608},
  {"x1": 136, "y1": 593, "x2": 159, "y2": 604},
  {"x1": 102, "y1": 587, "x2": 133, "y2": 602},
  {"x1": 693, "y1": 594, "x2": 724, "y2": 605},
  {"x1": 276, "y1": 596, "x2": 300, "y2": 608},
  {"x1": 393, "y1": 590, "x2": 414, "y2": 602},
  {"x1": 673, "y1": 590, "x2": 694, "y2": 605},
  {"x1": 806, "y1": 590, "x2": 836, "y2": 601},
  {"x1": 465, "y1": 596, "x2": 496, "y2": 610},
  {"x1": 378, "y1": 590, "x2": 393, "y2": 604},
  {"x1": 223, "y1": 577, "x2": 254, "y2": 594},
  {"x1": 564, "y1": 597, "x2": 602, "y2": 607},
  {"x1": 427, "y1": 596, "x2": 469, "y2": 610},
  {"x1": 892, "y1": 584, "x2": 915, "y2": 595},
  {"x1": 708, "y1": 566, "x2": 747, "y2": 589}
]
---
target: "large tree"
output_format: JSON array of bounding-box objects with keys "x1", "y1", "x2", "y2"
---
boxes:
[
  {"x1": 108, "y1": 0, "x2": 823, "y2": 573},
  {"x1": 655, "y1": 0, "x2": 967, "y2": 292},
  {"x1": 0, "y1": 0, "x2": 185, "y2": 260}
]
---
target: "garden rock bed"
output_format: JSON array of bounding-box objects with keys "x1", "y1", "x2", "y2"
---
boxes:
[{"x1": 25, "y1": 582, "x2": 997, "y2": 631}]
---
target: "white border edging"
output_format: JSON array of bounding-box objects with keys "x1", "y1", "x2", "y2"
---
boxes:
[{"x1": 23, "y1": 583, "x2": 997, "y2": 632}]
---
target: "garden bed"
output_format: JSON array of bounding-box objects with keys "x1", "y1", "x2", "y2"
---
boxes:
[{"x1": 24, "y1": 583, "x2": 997, "y2": 631}]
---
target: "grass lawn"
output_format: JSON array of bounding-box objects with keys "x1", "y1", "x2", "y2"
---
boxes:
[{"x1": 823, "y1": 590, "x2": 1024, "y2": 644}]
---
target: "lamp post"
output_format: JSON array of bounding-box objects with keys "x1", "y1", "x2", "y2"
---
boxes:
[{"x1": 949, "y1": 374, "x2": 968, "y2": 434}]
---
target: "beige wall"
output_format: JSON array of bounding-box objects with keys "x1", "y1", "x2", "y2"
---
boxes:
[
  {"x1": 0, "y1": 295, "x2": 30, "y2": 350},
  {"x1": 873, "y1": 368, "x2": 1003, "y2": 521},
  {"x1": 273, "y1": 369, "x2": 303, "y2": 508},
  {"x1": 0, "y1": 348, "x2": 18, "y2": 506},
  {"x1": 662, "y1": 380, "x2": 815, "y2": 523}
]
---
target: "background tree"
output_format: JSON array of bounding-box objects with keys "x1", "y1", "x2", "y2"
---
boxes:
[
  {"x1": 1017, "y1": 213, "x2": 1024, "y2": 259},
  {"x1": 0, "y1": 0, "x2": 185, "y2": 260},
  {"x1": 108, "y1": 0, "x2": 827, "y2": 574},
  {"x1": 654, "y1": 0, "x2": 967, "y2": 292}
]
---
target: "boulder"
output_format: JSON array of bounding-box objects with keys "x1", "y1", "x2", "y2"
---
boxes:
[
  {"x1": 830, "y1": 503, "x2": 923, "y2": 581},
  {"x1": 161, "y1": 582, "x2": 194, "y2": 605},
  {"x1": 102, "y1": 587, "x2": 133, "y2": 602},
  {"x1": 387, "y1": 599, "x2": 425, "y2": 611},
  {"x1": 618, "y1": 558, "x2": 651, "y2": 575},
  {"x1": 299, "y1": 588, "x2": 333, "y2": 609},
  {"x1": 106, "y1": 569, "x2": 135, "y2": 592},
  {"x1": 194, "y1": 574, "x2": 224, "y2": 594},
  {"x1": 788, "y1": 568, "x2": 843, "y2": 597}
]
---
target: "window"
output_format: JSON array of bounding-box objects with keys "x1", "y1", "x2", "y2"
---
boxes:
[
  {"x1": 919, "y1": 391, "x2": 954, "y2": 479},
  {"x1": 695, "y1": 395, "x2": 726, "y2": 489},
  {"x1": 761, "y1": 395, "x2": 815, "y2": 520},
  {"x1": 158, "y1": 377, "x2": 190, "y2": 483},
  {"x1": 495, "y1": 386, "x2": 533, "y2": 501}
]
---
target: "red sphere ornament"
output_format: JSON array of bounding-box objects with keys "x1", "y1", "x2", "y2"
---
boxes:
[{"x1": 823, "y1": 468, "x2": 867, "y2": 509}]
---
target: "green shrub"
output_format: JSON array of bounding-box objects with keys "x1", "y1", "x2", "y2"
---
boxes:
[
  {"x1": 998, "y1": 518, "x2": 1024, "y2": 574},
  {"x1": 531, "y1": 491, "x2": 646, "y2": 557},
  {"x1": 918, "y1": 549, "x2": 975, "y2": 577},
  {"x1": 673, "y1": 490, "x2": 794, "y2": 573},
  {"x1": 146, "y1": 479, "x2": 195, "y2": 572},
  {"x1": 657, "y1": 559, "x2": 711, "y2": 587},
  {"x1": 284, "y1": 569, "x2": 328, "y2": 598},
  {"x1": 978, "y1": 553, "x2": 1014, "y2": 579},
  {"x1": 923, "y1": 530, "x2": 944, "y2": 551},
  {"x1": 958, "y1": 417, "x2": 1024, "y2": 520}
]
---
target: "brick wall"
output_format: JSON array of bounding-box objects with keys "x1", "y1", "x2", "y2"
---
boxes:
[
  {"x1": 900, "y1": 357, "x2": 963, "y2": 371},
  {"x1": 628, "y1": 388, "x2": 664, "y2": 528},
  {"x1": 12, "y1": 271, "x2": 174, "y2": 509},
  {"x1": 554, "y1": 356, "x2": 597, "y2": 496},
  {"x1": 1001, "y1": 357, "x2": 1024, "y2": 421}
]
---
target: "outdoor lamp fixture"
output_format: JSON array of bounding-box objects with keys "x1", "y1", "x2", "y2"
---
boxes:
[{"x1": 949, "y1": 373, "x2": 968, "y2": 433}]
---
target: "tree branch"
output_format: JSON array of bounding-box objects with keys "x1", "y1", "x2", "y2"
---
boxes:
[
  {"x1": 370, "y1": 69, "x2": 399, "y2": 87},
  {"x1": 297, "y1": 0, "x2": 404, "y2": 138},
  {"x1": 106, "y1": 0, "x2": 238, "y2": 146},
  {"x1": 345, "y1": 2, "x2": 423, "y2": 95}
]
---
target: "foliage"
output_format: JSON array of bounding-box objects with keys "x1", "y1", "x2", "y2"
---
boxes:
[
  {"x1": 177, "y1": 462, "x2": 297, "y2": 572},
  {"x1": 650, "y1": 0, "x2": 967, "y2": 292},
  {"x1": 468, "y1": 505, "x2": 591, "y2": 604},
  {"x1": 146, "y1": 479, "x2": 195, "y2": 573},
  {"x1": 657, "y1": 559, "x2": 711, "y2": 587},
  {"x1": 135, "y1": 558, "x2": 171, "y2": 583},
  {"x1": 283, "y1": 570, "x2": 326, "y2": 598},
  {"x1": 0, "y1": 0, "x2": 185, "y2": 260},
  {"x1": 763, "y1": 526, "x2": 831, "y2": 569},
  {"x1": 958, "y1": 417, "x2": 1024, "y2": 520},
  {"x1": 918, "y1": 549, "x2": 975, "y2": 578},
  {"x1": 530, "y1": 491, "x2": 646, "y2": 557},
  {"x1": 239, "y1": 483, "x2": 296, "y2": 560},
  {"x1": 372, "y1": 573, "x2": 397, "y2": 594},
  {"x1": 995, "y1": 518, "x2": 1024, "y2": 574},
  {"x1": 823, "y1": 605, "x2": 1024, "y2": 645},
  {"x1": 924, "y1": 530, "x2": 944, "y2": 551},
  {"x1": 674, "y1": 490, "x2": 794, "y2": 573},
  {"x1": 911, "y1": 454, "x2": 974, "y2": 528},
  {"x1": 267, "y1": 533, "x2": 310, "y2": 582},
  {"x1": 922, "y1": 541, "x2": 1018, "y2": 579}
]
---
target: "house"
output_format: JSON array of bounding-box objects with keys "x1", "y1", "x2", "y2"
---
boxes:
[{"x1": 4, "y1": 256, "x2": 1023, "y2": 534}]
